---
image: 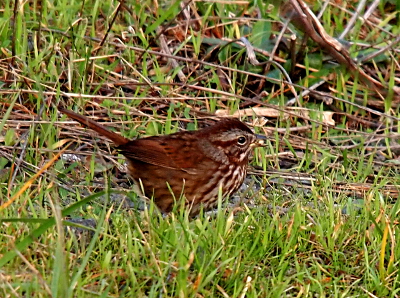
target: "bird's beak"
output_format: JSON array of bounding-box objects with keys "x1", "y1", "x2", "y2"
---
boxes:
[
  {"x1": 251, "y1": 134, "x2": 267, "y2": 147},
  {"x1": 256, "y1": 134, "x2": 267, "y2": 140}
]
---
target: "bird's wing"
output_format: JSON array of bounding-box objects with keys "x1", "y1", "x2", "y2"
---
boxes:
[{"x1": 117, "y1": 136, "x2": 203, "y2": 173}]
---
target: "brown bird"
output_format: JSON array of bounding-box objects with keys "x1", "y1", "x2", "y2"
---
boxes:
[{"x1": 58, "y1": 108, "x2": 264, "y2": 215}]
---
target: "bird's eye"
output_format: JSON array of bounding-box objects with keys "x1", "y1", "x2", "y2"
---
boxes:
[{"x1": 237, "y1": 136, "x2": 247, "y2": 145}]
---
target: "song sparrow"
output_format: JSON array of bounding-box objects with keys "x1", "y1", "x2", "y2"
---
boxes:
[{"x1": 59, "y1": 108, "x2": 264, "y2": 215}]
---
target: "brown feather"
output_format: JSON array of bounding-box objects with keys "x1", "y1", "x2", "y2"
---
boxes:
[
  {"x1": 58, "y1": 107, "x2": 129, "y2": 146},
  {"x1": 58, "y1": 108, "x2": 262, "y2": 215},
  {"x1": 118, "y1": 134, "x2": 205, "y2": 171}
]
